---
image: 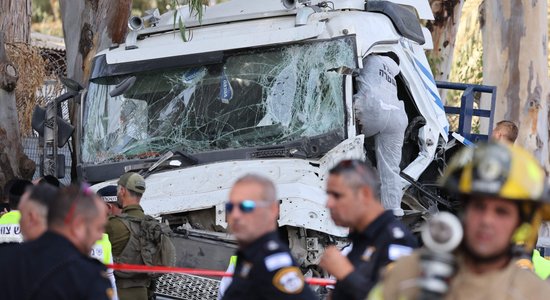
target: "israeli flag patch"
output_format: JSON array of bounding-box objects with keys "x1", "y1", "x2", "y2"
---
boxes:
[
  {"x1": 388, "y1": 244, "x2": 413, "y2": 261},
  {"x1": 264, "y1": 252, "x2": 293, "y2": 272}
]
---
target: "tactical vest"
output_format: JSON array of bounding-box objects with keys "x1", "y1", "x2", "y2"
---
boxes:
[
  {"x1": 114, "y1": 214, "x2": 176, "y2": 289},
  {"x1": 0, "y1": 210, "x2": 23, "y2": 244}
]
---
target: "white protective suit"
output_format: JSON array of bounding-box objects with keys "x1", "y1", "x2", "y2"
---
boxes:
[{"x1": 354, "y1": 55, "x2": 408, "y2": 217}]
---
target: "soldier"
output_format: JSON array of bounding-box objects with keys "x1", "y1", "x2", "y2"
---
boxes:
[
  {"x1": 106, "y1": 173, "x2": 149, "y2": 300},
  {"x1": 222, "y1": 174, "x2": 316, "y2": 300},
  {"x1": 368, "y1": 142, "x2": 550, "y2": 300},
  {"x1": 320, "y1": 159, "x2": 417, "y2": 300}
]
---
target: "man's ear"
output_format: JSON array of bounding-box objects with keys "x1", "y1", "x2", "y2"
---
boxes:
[
  {"x1": 270, "y1": 200, "x2": 280, "y2": 218},
  {"x1": 71, "y1": 214, "x2": 87, "y2": 235},
  {"x1": 359, "y1": 185, "x2": 375, "y2": 204}
]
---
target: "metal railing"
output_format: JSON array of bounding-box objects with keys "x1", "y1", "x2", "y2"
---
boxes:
[{"x1": 437, "y1": 81, "x2": 497, "y2": 143}]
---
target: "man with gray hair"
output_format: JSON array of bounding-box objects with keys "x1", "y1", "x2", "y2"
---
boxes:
[
  {"x1": 222, "y1": 174, "x2": 316, "y2": 299},
  {"x1": 0, "y1": 185, "x2": 112, "y2": 299},
  {"x1": 18, "y1": 184, "x2": 58, "y2": 241},
  {"x1": 320, "y1": 159, "x2": 417, "y2": 300}
]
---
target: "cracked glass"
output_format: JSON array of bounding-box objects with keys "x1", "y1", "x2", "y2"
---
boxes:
[{"x1": 82, "y1": 37, "x2": 356, "y2": 164}]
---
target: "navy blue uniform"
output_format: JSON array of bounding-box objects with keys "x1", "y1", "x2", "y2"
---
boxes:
[
  {"x1": 0, "y1": 231, "x2": 112, "y2": 300},
  {"x1": 222, "y1": 231, "x2": 316, "y2": 300},
  {"x1": 332, "y1": 211, "x2": 418, "y2": 300}
]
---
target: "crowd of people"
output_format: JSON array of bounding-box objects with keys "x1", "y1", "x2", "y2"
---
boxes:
[
  {"x1": 1, "y1": 138, "x2": 550, "y2": 299},
  {"x1": 0, "y1": 172, "x2": 172, "y2": 300}
]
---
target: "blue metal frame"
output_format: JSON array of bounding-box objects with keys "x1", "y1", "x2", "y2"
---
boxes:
[{"x1": 437, "y1": 81, "x2": 497, "y2": 142}]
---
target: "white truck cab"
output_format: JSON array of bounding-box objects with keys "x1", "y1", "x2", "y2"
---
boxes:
[{"x1": 83, "y1": 0, "x2": 454, "y2": 272}]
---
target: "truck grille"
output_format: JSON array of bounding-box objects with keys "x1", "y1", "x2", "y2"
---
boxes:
[{"x1": 156, "y1": 273, "x2": 220, "y2": 300}]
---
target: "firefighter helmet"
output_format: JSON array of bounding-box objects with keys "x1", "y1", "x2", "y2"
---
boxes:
[
  {"x1": 440, "y1": 141, "x2": 549, "y2": 252},
  {"x1": 440, "y1": 141, "x2": 545, "y2": 202}
]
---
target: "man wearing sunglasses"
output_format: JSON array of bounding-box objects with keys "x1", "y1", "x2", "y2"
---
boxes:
[
  {"x1": 221, "y1": 174, "x2": 316, "y2": 300},
  {"x1": 320, "y1": 159, "x2": 417, "y2": 300}
]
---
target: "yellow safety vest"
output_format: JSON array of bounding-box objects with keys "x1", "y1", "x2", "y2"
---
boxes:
[
  {"x1": 229, "y1": 255, "x2": 237, "y2": 267},
  {"x1": 0, "y1": 210, "x2": 22, "y2": 243},
  {"x1": 91, "y1": 233, "x2": 113, "y2": 265},
  {"x1": 533, "y1": 249, "x2": 550, "y2": 280}
]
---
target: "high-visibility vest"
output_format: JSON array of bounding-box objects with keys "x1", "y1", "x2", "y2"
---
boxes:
[
  {"x1": 91, "y1": 233, "x2": 113, "y2": 265},
  {"x1": 533, "y1": 249, "x2": 550, "y2": 280},
  {"x1": 0, "y1": 210, "x2": 22, "y2": 244},
  {"x1": 217, "y1": 255, "x2": 238, "y2": 300}
]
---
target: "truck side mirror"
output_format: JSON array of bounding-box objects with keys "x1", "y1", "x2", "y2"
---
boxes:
[{"x1": 31, "y1": 105, "x2": 75, "y2": 147}]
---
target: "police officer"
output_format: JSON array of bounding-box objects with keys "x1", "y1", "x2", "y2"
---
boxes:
[
  {"x1": 368, "y1": 142, "x2": 550, "y2": 300},
  {"x1": 222, "y1": 174, "x2": 316, "y2": 300},
  {"x1": 320, "y1": 159, "x2": 417, "y2": 300},
  {"x1": 96, "y1": 185, "x2": 122, "y2": 300},
  {"x1": 0, "y1": 185, "x2": 112, "y2": 300}
]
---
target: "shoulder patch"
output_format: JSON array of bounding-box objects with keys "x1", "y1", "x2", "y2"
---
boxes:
[
  {"x1": 391, "y1": 227, "x2": 405, "y2": 239},
  {"x1": 265, "y1": 252, "x2": 293, "y2": 271},
  {"x1": 266, "y1": 240, "x2": 279, "y2": 251},
  {"x1": 240, "y1": 262, "x2": 253, "y2": 278},
  {"x1": 361, "y1": 246, "x2": 376, "y2": 261},
  {"x1": 388, "y1": 244, "x2": 413, "y2": 261},
  {"x1": 272, "y1": 266, "x2": 304, "y2": 294}
]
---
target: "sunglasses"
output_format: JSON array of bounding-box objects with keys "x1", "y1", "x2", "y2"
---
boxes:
[{"x1": 225, "y1": 200, "x2": 271, "y2": 214}]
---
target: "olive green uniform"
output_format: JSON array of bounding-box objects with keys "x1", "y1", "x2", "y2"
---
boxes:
[
  {"x1": 106, "y1": 204, "x2": 148, "y2": 300},
  {"x1": 368, "y1": 251, "x2": 550, "y2": 300}
]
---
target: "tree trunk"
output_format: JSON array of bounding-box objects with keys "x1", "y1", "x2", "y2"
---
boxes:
[
  {"x1": 481, "y1": 2, "x2": 550, "y2": 254},
  {"x1": 59, "y1": 0, "x2": 132, "y2": 84},
  {"x1": 426, "y1": 0, "x2": 464, "y2": 81},
  {"x1": 1, "y1": 0, "x2": 32, "y2": 44},
  {"x1": 59, "y1": 0, "x2": 132, "y2": 181},
  {"x1": 481, "y1": 0, "x2": 549, "y2": 167},
  {"x1": 0, "y1": 1, "x2": 36, "y2": 188}
]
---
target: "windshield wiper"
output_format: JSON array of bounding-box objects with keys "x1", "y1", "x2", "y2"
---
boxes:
[{"x1": 131, "y1": 148, "x2": 199, "y2": 179}]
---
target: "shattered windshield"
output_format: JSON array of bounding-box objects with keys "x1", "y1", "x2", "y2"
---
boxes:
[{"x1": 82, "y1": 37, "x2": 356, "y2": 164}]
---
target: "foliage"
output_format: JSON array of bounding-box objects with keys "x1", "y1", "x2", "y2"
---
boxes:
[
  {"x1": 32, "y1": 0, "x2": 62, "y2": 36},
  {"x1": 445, "y1": 0, "x2": 484, "y2": 133},
  {"x1": 171, "y1": 0, "x2": 207, "y2": 41}
]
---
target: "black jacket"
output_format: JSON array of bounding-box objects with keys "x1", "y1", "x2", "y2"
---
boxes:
[
  {"x1": 332, "y1": 211, "x2": 418, "y2": 300},
  {"x1": 0, "y1": 231, "x2": 112, "y2": 300},
  {"x1": 222, "y1": 231, "x2": 317, "y2": 300}
]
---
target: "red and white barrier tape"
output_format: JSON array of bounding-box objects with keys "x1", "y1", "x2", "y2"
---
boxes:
[{"x1": 107, "y1": 263, "x2": 336, "y2": 286}]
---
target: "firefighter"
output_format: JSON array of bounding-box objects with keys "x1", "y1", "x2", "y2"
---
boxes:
[
  {"x1": 222, "y1": 174, "x2": 316, "y2": 300},
  {"x1": 368, "y1": 141, "x2": 550, "y2": 300}
]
